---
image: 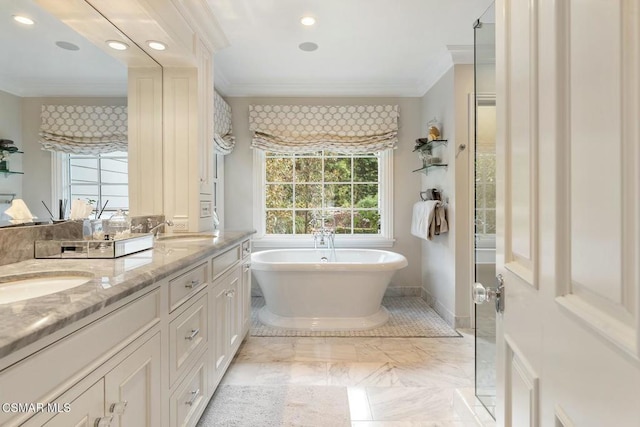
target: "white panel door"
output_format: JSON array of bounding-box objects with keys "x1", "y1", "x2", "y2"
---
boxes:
[
  {"x1": 43, "y1": 380, "x2": 105, "y2": 427},
  {"x1": 104, "y1": 333, "x2": 161, "y2": 427},
  {"x1": 495, "y1": 0, "x2": 640, "y2": 425}
]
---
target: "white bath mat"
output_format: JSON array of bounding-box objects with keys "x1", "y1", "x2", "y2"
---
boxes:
[{"x1": 250, "y1": 297, "x2": 461, "y2": 338}]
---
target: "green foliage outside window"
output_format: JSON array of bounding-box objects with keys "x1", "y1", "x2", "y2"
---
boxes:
[{"x1": 265, "y1": 152, "x2": 380, "y2": 235}]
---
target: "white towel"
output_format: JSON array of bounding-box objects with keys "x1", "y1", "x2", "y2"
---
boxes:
[
  {"x1": 411, "y1": 200, "x2": 439, "y2": 240},
  {"x1": 4, "y1": 199, "x2": 34, "y2": 220}
]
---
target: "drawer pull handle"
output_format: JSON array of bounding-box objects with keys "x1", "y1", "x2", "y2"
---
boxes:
[
  {"x1": 243, "y1": 263, "x2": 251, "y2": 272},
  {"x1": 94, "y1": 416, "x2": 113, "y2": 427},
  {"x1": 109, "y1": 401, "x2": 128, "y2": 415},
  {"x1": 185, "y1": 279, "x2": 200, "y2": 289},
  {"x1": 185, "y1": 328, "x2": 200, "y2": 340},
  {"x1": 186, "y1": 388, "x2": 200, "y2": 406}
]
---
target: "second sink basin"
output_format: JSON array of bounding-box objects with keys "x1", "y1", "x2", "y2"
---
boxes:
[{"x1": 0, "y1": 272, "x2": 94, "y2": 305}]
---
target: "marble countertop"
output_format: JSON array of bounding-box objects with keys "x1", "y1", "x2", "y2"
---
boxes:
[{"x1": 0, "y1": 230, "x2": 254, "y2": 360}]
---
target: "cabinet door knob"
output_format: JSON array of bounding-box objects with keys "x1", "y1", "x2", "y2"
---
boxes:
[
  {"x1": 186, "y1": 388, "x2": 200, "y2": 406},
  {"x1": 225, "y1": 289, "x2": 235, "y2": 298},
  {"x1": 185, "y1": 328, "x2": 200, "y2": 340},
  {"x1": 185, "y1": 279, "x2": 200, "y2": 289},
  {"x1": 109, "y1": 401, "x2": 128, "y2": 415},
  {"x1": 94, "y1": 416, "x2": 113, "y2": 427}
]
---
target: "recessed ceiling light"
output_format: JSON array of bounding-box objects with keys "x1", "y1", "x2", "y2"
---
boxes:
[
  {"x1": 106, "y1": 40, "x2": 129, "y2": 51},
  {"x1": 13, "y1": 15, "x2": 34, "y2": 25},
  {"x1": 147, "y1": 41, "x2": 167, "y2": 51},
  {"x1": 55, "y1": 41, "x2": 80, "y2": 51},
  {"x1": 300, "y1": 16, "x2": 316, "y2": 26},
  {"x1": 299, "y1": 42, "x2": 319, "y2": 52}
]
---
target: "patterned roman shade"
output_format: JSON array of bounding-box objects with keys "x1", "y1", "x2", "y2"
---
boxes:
[
  {"x1": 248, "y1": 104, "x2": 399, "y2": 154},
  {"x1": 214, "y1": 91, "x2": 235, "y2": 155},
  {"x1": 39, "y1": 105, "x2": 127, "y2": 154}
]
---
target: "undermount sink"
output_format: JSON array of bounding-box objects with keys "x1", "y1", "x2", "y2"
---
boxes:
[
  {"x1": 156, "y1": 233, "x2": 218, "y2": 243},
  {"x1": 0, "y1": 272, "x2": 94, "y2": 304}
]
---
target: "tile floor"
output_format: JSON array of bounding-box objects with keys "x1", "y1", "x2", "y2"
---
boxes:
[{"x1": 198, "y1": 330, "x2": 496, "y2": 426}]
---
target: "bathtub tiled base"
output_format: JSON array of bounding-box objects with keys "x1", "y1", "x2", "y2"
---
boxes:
[
  {"x1": 251, "y1": 297, "x2": 460, "y2": 338},
  {"x1": 258, "y1": 306, "x2": 390, "y2": 331}
]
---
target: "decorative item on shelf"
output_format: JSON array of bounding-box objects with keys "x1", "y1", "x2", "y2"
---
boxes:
[
  {"x1": 0, "y1": 139, "x2": 18, "y2": 152},
  {"x1": 427, "y1": 117, "x2": 441, "y2": 141},
  {"x1": 412, "y1": 135, "x2": 448, "y2": 174},
  {"x1": 0, "y1": 141, "x2": 24, "y2": 175}
]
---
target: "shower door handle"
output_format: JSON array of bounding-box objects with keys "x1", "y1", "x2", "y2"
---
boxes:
[{"x1": 472, "y1": 274, "x2": 504, "y2": 313}]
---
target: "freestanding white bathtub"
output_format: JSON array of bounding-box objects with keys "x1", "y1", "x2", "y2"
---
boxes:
[{"x1": 251, "y1": 249, "x2": 408, "y2": 331}]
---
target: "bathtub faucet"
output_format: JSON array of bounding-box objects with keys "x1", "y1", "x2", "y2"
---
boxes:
[{"x1": 313, "y1": 227, "x2": 335, "y2": 249}]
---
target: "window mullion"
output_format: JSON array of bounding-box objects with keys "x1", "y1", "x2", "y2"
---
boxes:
[
  {"x1": 292, "y1": 156, "x2": 296, "y2": 235},
  {"x1": 351, "y1": 156, "x2": 354, "y2": 234}
]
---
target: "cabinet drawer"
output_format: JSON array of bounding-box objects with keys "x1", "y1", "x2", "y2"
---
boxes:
[
  {"x1": 241, "y1": 239, "x2": 251, "y2": 259},
  {"x1": 0, "y1": 290, "x2": 159, "y2": 426},
  {"x1": 169, "y1": 293, "x2": 208, "y2": 386},
  {"x1": 170, "y1": 353, "x2": 207, "y2": 427},
  {"x1": 169, "y1": 262, "x2": 207, "y2": 312},
  {"x1": 212, "y1": 246, "x2": 240, "y2": 280}
]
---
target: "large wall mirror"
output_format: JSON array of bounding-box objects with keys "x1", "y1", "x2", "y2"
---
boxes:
[{"x1": 0, "y1": 0, "x2": 160, "y2": 224}]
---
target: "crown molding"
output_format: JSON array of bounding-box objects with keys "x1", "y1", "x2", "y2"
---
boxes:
[
  {"x1": 173, "y1": 0, "x2": 229, "y2": 52},
  {"x1": 0, "y1": 79, "x2": 127, "y2": 98},
  {"x1": 415, "y1": 53, "x2": 454, "y2": 97},
  {"x1": 213, "y1": 67, "x2": 232, "y2": 97},
  {"x1": 213, "y1": 44, "x2": 475, "y2": 98},
  {"x1": 213, "y1": 69, "x2": 424, "y2": 97},
  {"x1": 415, "y1": 45, "x2": 475, "y2": 96},
  {"x1": 216, "y1": 81, "x2": 424, "y2": 98},
  {"x1": 446, "y1": 44, "x2": 474, "y2": 64}
]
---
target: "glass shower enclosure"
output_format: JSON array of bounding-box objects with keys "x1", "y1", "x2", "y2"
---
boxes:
[{"x1": 473, "y1": 2, "x2": 496, "y2": 420}]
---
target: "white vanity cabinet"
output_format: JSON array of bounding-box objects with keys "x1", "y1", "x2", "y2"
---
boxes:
[
  {"x1": 39, "y1": 333, "x2": 161, "y2": 427},
  {"x1": 0, "y1": 236, "x2": 252, "y2": 427},
  {"x1": 104, "y1": 333, "x2": 161, "y2": 427},
  {"x1": 42, "y1": 379, "x2": 105, "y2": 427},
  {"x1": 208, "y1": 239, "x2": 251, "y2": 394},
  {"x1": 209, "y1": 262, "x2": 242, "y2": 392},
  {"x1": 240, "y1": 239, "x2": 252, "y2": 333},
  {"x1": 12, "y1": 289, "x2": 162, "y2": 427}
]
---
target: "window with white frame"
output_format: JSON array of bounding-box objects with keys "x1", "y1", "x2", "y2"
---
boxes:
[
  {"x1": 63, "y1": 151, "x2": 128, "y2": 215},
  {"x1": 255, "y1": 149, "x2": 393, "y2": 243}
]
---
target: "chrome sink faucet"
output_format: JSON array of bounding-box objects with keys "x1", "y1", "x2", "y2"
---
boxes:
[{"x1": 147, "y1": 218, "x2": 174, "y2": 237}]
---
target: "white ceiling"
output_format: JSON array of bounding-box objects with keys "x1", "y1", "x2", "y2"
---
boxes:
[
  {"x1": 210, "y1": 0, "x2": 495, "y2": 97},
  {"x1": 0, "y1": 1, "x2": 494, "y2": 98},
  {"x1": 0, "y1": 0, "x2": 127, "y2": 97}
]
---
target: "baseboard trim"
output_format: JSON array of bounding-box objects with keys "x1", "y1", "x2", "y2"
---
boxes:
[{"x1": 421, "y1": 287, "x2": 470, "y2": 329}]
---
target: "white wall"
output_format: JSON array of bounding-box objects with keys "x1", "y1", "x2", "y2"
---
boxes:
[
  {"x1": 420, "y1": 64, "x2": 474, "y2": 327},
  {"x1": 21, "y1": 96, "x2": 126, "y2": 220},
  {"x1": 0, "y1": 90, "x2": 23, "y2": 212},
  {"x1": 224, "y1": 96, "x2": 423, "y2": 291}
]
